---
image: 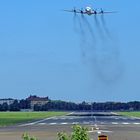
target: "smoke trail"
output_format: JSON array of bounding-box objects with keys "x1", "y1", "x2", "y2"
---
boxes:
[
  {"x1": 80, "y1": 14, "x2": 97, "y2": 63},
  {"x1": 92, "y1": 15, "x2": 123, "y2": 84},
  {"x1": 78, "y1": 16, "x2": 87, "y2": 58},
  {"x1": 73, "y1": 13, "x2": 80, "y2": 34},
  {"x1": 94, "y1": 15, "x2": 104, "y2": 40},
  {"x1": 77, "y1": 15, "x2": 85, "y2": 36},
  {"x1": 73, "y1": 14, "x2": 86, "y2": 37},
  {"x1": 73, "y1": 14, "x2": 87, "y2": 58},
  {"x1": 81, "y1": 15, "x2": 95, "y2": 41},
  {"x1": 100, "y1": 14, "x2": 112, "y2": 40},
  {"x1": 94, "y1": 51, "x2": 123, "y2": 84}
]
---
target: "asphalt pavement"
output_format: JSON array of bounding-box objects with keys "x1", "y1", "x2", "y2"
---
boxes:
[
  {"x1": 18, "y1": 112, "x2": 140, "y2": 126},
  {"x1": 0, "y1": 112, "x2": 140, "y2": 140}
]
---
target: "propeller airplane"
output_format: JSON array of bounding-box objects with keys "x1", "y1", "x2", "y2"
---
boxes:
[{"x1": 63, "y1": 6, "x2": 117, "y2": 16}]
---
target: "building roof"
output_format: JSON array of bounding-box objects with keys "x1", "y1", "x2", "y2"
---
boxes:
[{"x1": 26, "y1": 95, "x2": 49, "y2": 101}]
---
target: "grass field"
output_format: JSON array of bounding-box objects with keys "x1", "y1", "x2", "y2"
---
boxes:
[
  {"x1": 118, "y1": 112, "x2": 140, "y2": 118},
  {"x1": 0, "y1": 112, "x2": 68, "y2": 126}
]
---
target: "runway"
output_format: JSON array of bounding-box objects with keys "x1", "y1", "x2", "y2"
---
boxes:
[
  {"x1": 18, "y1": 112, "x2": 140, "y2": 126},
  {"x1": 0, "y1": 112, "x2": 140, "y2": 140}
]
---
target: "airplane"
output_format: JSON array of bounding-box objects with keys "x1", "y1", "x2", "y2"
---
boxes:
[{"x1": 63, "y1": 6, "x2": 116, "y2": 16}]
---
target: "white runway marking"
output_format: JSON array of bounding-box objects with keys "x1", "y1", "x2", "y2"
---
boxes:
[
  {"x1": 49, "y1": 123, "x2": 57, "y2": 125},
  {"x1": 19, "y1": 122, "x2": 35, "y2": 126},
  {"x1": 61, "y1": 122, "x2": 68, "y2": 125},
  {"x1": 72, "y1": 122, "x2": 79, "y2": 124},
  {"x1": 133, "y1": 123, "x2": 140, "y2": 125},
  {"x1": 122, "y1": 122, "x2": 130, "y2": 125},
  {"x1": 112, "y1": 122, "x2": 118, "y2": 125},
  {"x1": 88, "y1": 130, "x2": 113, "y2": 134},
  {"x1": 39, "y1": 123, "x2": 46, "y2": 125},
  {"x1": 19, "y1": 121, "x2": 140, "y2": 126},
  {"x1": 19, "y1": 116, "x2": 57, "y2": 126},
  {"x1": 97, "y1": 131, "x2": 102, "y2": 134}
]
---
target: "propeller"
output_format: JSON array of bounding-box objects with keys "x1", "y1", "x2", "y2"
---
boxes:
[
  {"x1": 78, "y1": 8, "x2": 84, "y2": 14},
  {"x1": 73, "y1": 7, "x2": 76, "y2": 13},
  {"x1": 100, "y1": 8, "x2": 104, "y2": 14},
  {"x1": 63, "y1": 7, "x2": 77, "y2": 13},
  {"x1": 94, "y1": 9, "x2": 97, "y2": 14},
  {"x1": 99, "y1": 8, "x2": 117, "y2": 14}
]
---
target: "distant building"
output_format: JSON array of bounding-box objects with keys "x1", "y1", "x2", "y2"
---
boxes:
[
  {"x1": 26, "y1": 95, "x2": 49, "y2": 109},
  {"x1": 0, "y1": 98, "x2": 15, "y2": 105}
]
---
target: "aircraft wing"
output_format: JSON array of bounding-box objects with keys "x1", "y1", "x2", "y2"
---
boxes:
[
  {"x1": 63, "y1": 9, "x2": 90, "y2": 14},
  {"x1": 63, "y1": 9, "x2": 117, "y2": 15},
  {"x1": 90, "y1": 12, "x2": 97, "y2": 15},
  {"x1": 98, "y1": 11, "x2": 117, "y2": 14},
  {"x1": 63, "y1": 10, "x2": 81, "y2": 13}
]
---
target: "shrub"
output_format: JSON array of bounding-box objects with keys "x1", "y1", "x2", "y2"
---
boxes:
[
  {"x1": 57, "y1": 132, "x2": 70, "y2": 140},
  {"x1": 58, "y1": 125, "x2": 89, "y2": 140},
  {"x1": 22, "y1": 125, "x2": 90, "y2": 140},
  {"x1": 22, "y1": 133, "x2": 38, "y2": 140},
  {"x1": 71, "y1": 125, "x2": 89, "y2": 140}
]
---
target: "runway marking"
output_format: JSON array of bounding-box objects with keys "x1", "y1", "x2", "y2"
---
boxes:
[
  {"x1": 18, "y1": 116, "x2": 58, "y2": 127},
  {"x1": 67, "y1": 112, "x2": 74, "y2": 115},
  {"x1": 88, "y1": 130, "x2": 113, "y2": 134},
  {"x1": 133, "y1": 123, "x2": 140, "y2": 125},
  {"x1": 97, "y1": 131, "x2": 102, "y2": 134},
  {"x1": 61, "y1": 122, "x2": 68, "y2": 125},
  {"x1": 122, "y1": 122, "x2": 130, "y2": 125},
  {"x1": 49, "y1": 123, "x2": 57, "y2": 125},
  {"x1": 111, "y1": 112, "x2": 118, "y2": 115},
  {"x1": 111, "y1": 122, "x2": 118, "y2": 125},
  {"x1": 20, "y1": 120, "x2": 140, "y2": 127},
  {"x1": 34, "y1": 122, "x2": 138, "y2": 126},
  {"x1": 19, "y1": 122, "x2": 36, "y2": 126},
  {"x1": 72, "y1": 122, "x2": 79, "y2": 124},
  {"x1": 39, "y1": 123, "x2": 46, "y2": 125}
]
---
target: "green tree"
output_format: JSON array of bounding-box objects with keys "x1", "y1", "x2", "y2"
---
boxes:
[
  {"x1": 22, "y1": 133, "x2": 38, "y2": 140},
  {"x1": 2, "y1": 103, "x2": 8, "y2": 111},
  {"x1": 58, "y1": 125, "x2": 89, "y2": 140},
  {"x1": 9, "y1": 100, "x2": 20, "y2": 111},
  {"x1": 57, "y1": 132, "x2": 70, "y2": 140},
  {"x1": 71, "y1": 125, "x2": 89, "y2": 140}
]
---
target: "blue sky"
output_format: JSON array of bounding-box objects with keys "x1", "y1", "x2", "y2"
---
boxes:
[{"x1": 0, "y1": 0, "x2": 140, "y2": 102}]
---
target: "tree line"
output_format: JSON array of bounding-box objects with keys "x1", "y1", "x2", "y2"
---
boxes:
[
  {"x1": 34, "y1": 101, "x2": 140, "y2": 111},
  {"x1": 0, "y1": 100, "x2": 30, "y2": 111},
  {"x1": 0, "y1": 99, "x2": 140, "y2": 111}
]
